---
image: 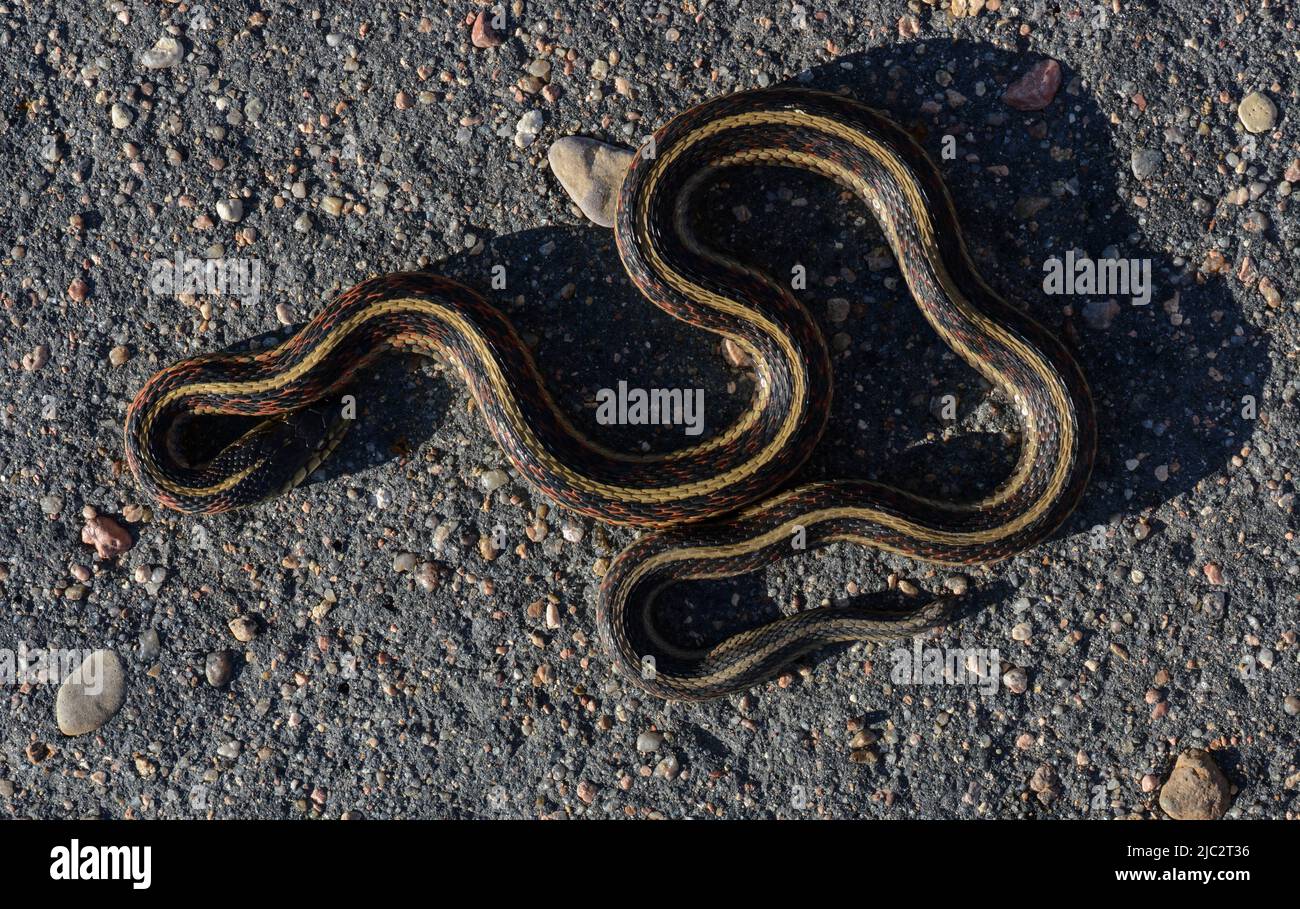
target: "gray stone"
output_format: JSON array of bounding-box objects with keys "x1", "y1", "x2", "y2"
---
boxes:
[
  {"x1": 547, "y1": 136, "x2": 634, "y2": 228},
  {"x1": 1130, "y1": 147, "x2": 1163, "y2": 181},
  {"x1": 55, "y1": 650, "x2": 126, "y2": 736}
]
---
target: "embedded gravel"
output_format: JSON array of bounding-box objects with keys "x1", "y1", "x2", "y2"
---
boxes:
[{"x1": 1, "y1": 1, "x2": 1297, "y2": 819}]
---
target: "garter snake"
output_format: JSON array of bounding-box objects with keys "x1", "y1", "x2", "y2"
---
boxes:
[{"x1": 125, "y1": 88, "x2": 1095, "y2": 702}]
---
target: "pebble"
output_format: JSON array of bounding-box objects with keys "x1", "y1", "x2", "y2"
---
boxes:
[
  {"x1": 1130, "y1": 147, "x2": 1162, "y2": 181},
  {"x1": 138, "y1": 627, "x2": 160, "y2": 661},
  {"x1": 110, "y1": 103, "x2": 134, "y2": 129},
  {"x1": 216, "y1": 198, "x2": 244, "y2": 223},
  {"x1": 320, "y1": 195, "x2": 344, "y2": 216},
  {"x1": 479, "y1": 469, "x2": 508, "y2": 492},
  {"x1": 392, "y1": 552, "x2": 418, "y2": 572},
  {"x1": 1002, "y1": 667, "x2": 1028, "y2": 694},
  {"x1": 1237, "y1": 91, "x2": 1277, "y2": 133},
  {"x1": 1003, "y1": 59, "x2": 1061, "y2": 111},
  {"x1": 108, "y1": 345, "x2": 130, "y2": 366},
  {"x1": 514, "y1": 110, "x2": 544, "y2": 148},
  {"x1": 80, "y1": 515, "x2": 133, "y2": 559},
  {"x1": 228, "y1": 617, "x2": 258, "y2": 643},
  {"x1": 471, "y1": 10, "x2": 503, "y2": 48},
  {"x1": 636, "y1": 730, "x2": 664, "y2": 752},
  {"x1": 1158, "y1": 749, "x2": 1232, "y2": 819},
  {"x1": 55, "y1": 650, "x2": 126, "y2": 736},
  {"x1": 943, "y1": 575, "x2": 969, "y2": 595},
  {"x1": 547, "y1": 136, "x2": 634, "y2": 228},
  {"x1": 205, "y1": 650, "x2": 235, "y2": 687},
  {"x1": 1283, "y1": 695, "x2": 1300, "y2": 717},
  {"x1": 414, "y1": 562, "x2": 440, "y2": 592},
  {"x1": 140, "y1": 36, "x2": 182, "y2": 69},
  {"x1": 22, "y1": 344, "x2": 50, "y2": 371}
]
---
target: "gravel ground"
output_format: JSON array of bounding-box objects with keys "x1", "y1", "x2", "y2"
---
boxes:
[{"x1": 1, "y1": 1, "x2": 1297, "y2": 820}]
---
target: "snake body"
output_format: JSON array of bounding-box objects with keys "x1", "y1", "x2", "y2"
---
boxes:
[{"x1": 125, "y1": 88, "x2": 1095, "y2": 701}]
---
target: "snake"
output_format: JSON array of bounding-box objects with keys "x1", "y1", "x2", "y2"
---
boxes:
[{"x1": 125, "y1": 88, "x2": 1095, "y2": 702}]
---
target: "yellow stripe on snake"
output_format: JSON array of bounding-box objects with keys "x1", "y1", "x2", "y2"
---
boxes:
[{"x1": 125, "y1": 88, "x2": 1095, "y2": 701}]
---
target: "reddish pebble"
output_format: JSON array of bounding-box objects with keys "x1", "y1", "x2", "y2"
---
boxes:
[
  {"x1": 81, "y1": 515, "x2": 133, "y2": 559},
  {"x1": 1203, "y1": 563, "x2": 1225, "y2": 585},
  {"x1": 1003, "y1": 59, "x2": 1061, "y2": 111},
  {"x1": 471, "y1": 10, "x2": 502, "y2": 48},
  {"x1": 67, "y1": 277, "x2": 90, "y2": 302}
]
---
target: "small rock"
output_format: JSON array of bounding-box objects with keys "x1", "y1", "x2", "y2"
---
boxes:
[
  {"x1": 636, "y1": 730, "x2": 664, "y2": 752},
  {"x1": 1002, "y1": 667, "x2": 1028, "y2": 694},
  {"x1": 414, "y1": 562, "x2": 440, "y2": 592},
  {"x1": 81, "y1": 515, "x2": 133, "y2": 559},
  {"x1": 1003, "y1": 59, "x2": 1061, "y2": 111},
  {"x1": 479, "y1": 469, "x2": 509, "y2": 492},
  {"x1": 471, "y1": 9, "x2": 503, "y2": 48},
  {"x1": 205, "y1": 650, "x2": 235, "y2": 687},
  {"x1": 55, "y1": 650, "x2": 126, "y2": 736},
  {"x1": 22, "y1": 344, "x2": 50, "y2": 371},
  {"x1": 110, "y1": 102, "x2": 134, "y2": 129},
  {"x1": 514, "y1": 109, "x2": 544, "y2": 147},
  {"x1": 228, "y1": 616, "x2": 258, "y2": 643},
  {"x1": 138, "y1": 627, "x2": 160, "y2": 661},
  {"x1": 140, "y1": 36, "x2": 183, "y2": 69},
  {"x1": 1130, "y1": 147, "x2": 1163, "y2": 181},
  {"x1": 943, "y1": 575, "x2": 970, "y2": 595},
  {"x1": 216, "y1": 198, "x2": 243, "y2": 223},
  {"x1": 546, "y1": 137, "x2": 634, "y2": 228},
  {"x1": 1158, "y1": 749, "x2": 1232, "y2": 819},
  {"x1": 1237, "y1": 91, "x2": 1278, "y2": 134}
]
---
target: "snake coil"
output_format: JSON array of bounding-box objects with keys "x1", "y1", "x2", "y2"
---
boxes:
[{"x1": 126, "y1": 88, "x2": 1094, "y2": 701}]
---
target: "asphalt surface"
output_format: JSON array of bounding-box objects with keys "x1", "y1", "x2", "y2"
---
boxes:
[{"x1": 1, "y1": 1, "x2": 1297, "y2": 819}]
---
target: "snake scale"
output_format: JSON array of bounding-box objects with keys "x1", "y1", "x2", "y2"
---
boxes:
[{"x1": 126, "y1": 88, "x2": 1095, "y2": 701}]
